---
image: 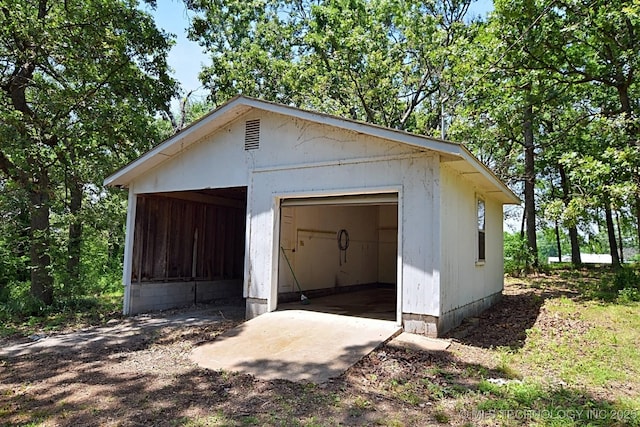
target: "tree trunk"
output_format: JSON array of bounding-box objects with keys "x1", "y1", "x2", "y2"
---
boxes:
[
  {"x1": 28, "y1": 169, "x2": 54, "y2": 305},
  {"x1": 67, "y1": 179, "x2": 83, "y2": 290},
  {"x1": 635, "y1": 193, "x2": 640, "y2": 248},
  {"x1": 554, "y1": 220, "x2": 562, "y2": 262},
  {"x1": 558, "y1": 164, "x2": 581, "y2": 267},
  {"x1": 604, "y1": 199, "x2": 621, "y2": 268},
  {"x1": 615, "y1": 210, "x2": 624, "y2": 264},
  {"x1": 523, "y1": 99, "x2": 538, "y2": 267},
  {"x1": 614, "y1": 74, "x2": 640, "y2": 256},
  {"x1": 568, "y1": 226, "x2": 581, "y2": 267}
]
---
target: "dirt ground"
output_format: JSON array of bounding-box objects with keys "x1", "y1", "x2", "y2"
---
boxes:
[{"x1": 0, "y1": 280, "x2": 624, "y2": 426}]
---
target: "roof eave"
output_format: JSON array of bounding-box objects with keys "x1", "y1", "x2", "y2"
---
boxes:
[
  {"x1": 104, "y1": 95, "x2": 520, "y2": 206},
  {"x1": 458, "y1": 146, "x2": 521, "y2": 205}
]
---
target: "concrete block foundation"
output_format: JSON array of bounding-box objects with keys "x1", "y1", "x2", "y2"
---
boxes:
[
  {"x1": 402, "y1": 313, "x2": 439, "y2": 337},
  {"x1": 438, "y1": 291, "x2": 502, "y2": 335},
  {"x1": 246, "y1": 298, "x2": 268, "y2": 319},
  {"x1": 402, "y1": 291, "x2": 502, "y2": 337},
  {"x1": 128, "y1": 280, "x2": 242, "y2": 314}
]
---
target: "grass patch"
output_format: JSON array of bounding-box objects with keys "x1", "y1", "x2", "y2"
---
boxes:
[
  {"x1": 471, "y1": 268, "x2": 640, "y2": 426},
  {"x1": 173, "y1": 412, "x2": 235, "y2": 426},
  {"x1": 0, "y1": 291, "x2": 123, "y2": 338},
  {"x1": 475, "y1": 380, "x2": 639, "y2": 426},
  {"x1": 505, "y1": 295, "x2": 640, "y2": 389}
]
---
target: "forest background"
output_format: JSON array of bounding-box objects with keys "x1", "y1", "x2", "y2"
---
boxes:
[{"x1": 1, "y1": 0, "x2": 639, "y2": 319}]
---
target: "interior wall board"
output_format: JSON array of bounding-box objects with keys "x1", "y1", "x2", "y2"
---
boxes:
[
  {"x1": 131, "y1": 194, "x2": 245, "y2": 283},
  {"x1": 277, "y1": 204, "x2": 381, "y2": 291}
]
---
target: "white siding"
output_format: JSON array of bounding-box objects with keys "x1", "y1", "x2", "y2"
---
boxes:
[
  {"x1": 240, "y1": 111, "x2": 441, "y2": 318},
  {"x1": 247, "y1": 157, "x2": 441, "y2": 316},
  {"x1": 251, "y1": 111, "x2": 418, "y2": 168},
  {"x1": 439, "y1": 163, "x2": 504, "y2": 319},
  {"x1": 133, "y1": 122, "x2": 250, "y2": 194},
  {"x1": 121, "y1": 187, "x2": 137, "y2": 315}
]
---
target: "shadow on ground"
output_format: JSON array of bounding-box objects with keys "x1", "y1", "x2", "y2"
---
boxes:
[
  {"x1": 0, "y1": 273, "x2": 633, "y2": 426},
  {"x1": 0, "y1": 331, "x2": 629, "y2": 426},
  {"x1": 445, "y1": 273, "x2": 597, "y2": 349},
  {"x1": 445, "y1": 291, "x2": 546, "y2": 349}
]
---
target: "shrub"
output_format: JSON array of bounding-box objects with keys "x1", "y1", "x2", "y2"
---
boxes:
[
  {"x1": 611, "y1": 267, "x2": 640, "y2": 291},
  {"x1": 0, "y1": 281, "x2": 47, "y2": 321},
  {"x1": 618, "y1": 287, "x2": 640, "y2": 303},
  {"x1": 504, "y1": 233, "x2": 535, "y2": 276},
  {"x1": 599, "y1": 266, "x2": 640, "y2": 303}
]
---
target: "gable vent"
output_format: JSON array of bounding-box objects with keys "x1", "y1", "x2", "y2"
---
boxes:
[{"x1": 244, "y1": 119, "x2": 260, "y2": 150}]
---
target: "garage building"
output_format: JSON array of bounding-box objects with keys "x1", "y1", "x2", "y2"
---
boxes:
[{"x1": 104, "y1": 96, "x2": 519, "y2": 337}]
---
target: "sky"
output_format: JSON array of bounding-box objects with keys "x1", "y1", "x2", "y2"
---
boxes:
[
  {"x1": 144, "y1": 0, "x2": 208, "y2": 105},
  {"x1": 146, "y1": 0, "x2": 495, "y2": 105}
]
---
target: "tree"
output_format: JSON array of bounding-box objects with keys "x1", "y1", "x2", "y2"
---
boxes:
[
  {"x1": 492, "y1": 0, "x2": 639, "y2": 265},
  {"x1": 0, "y1": 0, "x2": 177, "y2": 304},
  {"x1": 456, "y1": 1, "x2": 640, "y2": 268},
  {"x1": 187, "y1": 0, "x2": 475, "y2": 133},
  {"x1": 184, "y1": 0, "x2": 640, "y2": 270},
  {"x1": 448, "y1": 3, "x2": 550, "y2": 268},
  {"x1": 162, "y1": 92, "x2": 214, "y2": 134},
  {"x1": 0, "y1": 179, "x2": 29, "y2": 297}
]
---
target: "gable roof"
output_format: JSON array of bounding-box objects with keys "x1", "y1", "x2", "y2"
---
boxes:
[{"x1": 104, "y1": 95, "x2": 520, "y2": 204}]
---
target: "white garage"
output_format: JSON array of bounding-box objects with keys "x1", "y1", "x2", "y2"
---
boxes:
[{"x1": 105, "y1": 96, "x2": 519, "y2": 337}]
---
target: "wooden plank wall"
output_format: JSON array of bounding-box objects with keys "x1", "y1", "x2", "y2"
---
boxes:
[{"x1": 131, "y1": 195, "x2": 245, "y2": 282}]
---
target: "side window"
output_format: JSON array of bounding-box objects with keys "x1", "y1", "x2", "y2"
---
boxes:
[{"x1": 477, "y1": 198, "x2": 486, "y2": 263}]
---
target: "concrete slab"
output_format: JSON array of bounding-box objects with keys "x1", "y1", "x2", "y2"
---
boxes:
[
  {"x1": 278, "y1": 287, "x2": 396, "y2": 321},
  {"x1": 191, "y1": 310, "x2": 401, "y2": 383},
  {"x1": 388, "y1": 332, "x2": 451, "y2": 352}
]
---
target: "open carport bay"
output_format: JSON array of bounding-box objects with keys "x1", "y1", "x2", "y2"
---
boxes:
[{"x1": 126, "y1": 187, "x2": 247, "y2": 314}]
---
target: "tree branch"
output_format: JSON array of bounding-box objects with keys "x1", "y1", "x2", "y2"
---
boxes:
[{"x1": 0, "y1": 151, "x2": 29, "y2": 187}]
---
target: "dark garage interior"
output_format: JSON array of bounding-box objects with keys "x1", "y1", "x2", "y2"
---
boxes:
[{"x1": 127, "y1": 187, "x2": 247, "y2": 313}]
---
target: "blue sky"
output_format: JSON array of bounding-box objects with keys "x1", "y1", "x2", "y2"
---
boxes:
[
  {"x1": 143, "y1": 0, "x2": 207, "y2": 103},
  {"x1": 146, "y1": 0, "x2": 495, "y2": 105}
]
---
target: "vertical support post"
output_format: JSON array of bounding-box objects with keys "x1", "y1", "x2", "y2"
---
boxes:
[
  {"x1": 396, "y1": 189, "x2": 403, "y2": 327},
  {"x1": 269, "y1": 196, "x2": 281, "y2": 312},
  {"x1": 122, "y1": 187, "x2": 137, "y2": 315}
]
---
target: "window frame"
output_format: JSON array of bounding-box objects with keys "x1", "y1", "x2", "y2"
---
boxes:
[{"x1": 476, "y1": 196, "x2": 486, "y2": 265}]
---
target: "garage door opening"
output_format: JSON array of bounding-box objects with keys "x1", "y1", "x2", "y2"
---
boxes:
[
  {"x1": 127, "y1": 187, "x2": 247, "y2": 314},
  {"x1": 277, "y1": 193, "x2": 398, "y2": 322}
]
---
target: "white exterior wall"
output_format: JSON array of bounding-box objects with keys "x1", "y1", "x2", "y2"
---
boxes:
[
  {"x1": 239, "y1": 111, "x2": 441, "y2": 321},
  {"x1": 133, "y1": 123, "x2": 250, "y2": 194},
  {"x1": 121, "y1": 187, "x2": 137, "y2": 315},
  {"x1": 439, "y1": 163, "x2": 504, "y2": 332}
]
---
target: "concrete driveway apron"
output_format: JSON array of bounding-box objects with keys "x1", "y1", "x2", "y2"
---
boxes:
[{"x1": 190, "y1": 310, "x2": 402, "y2": 383}]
